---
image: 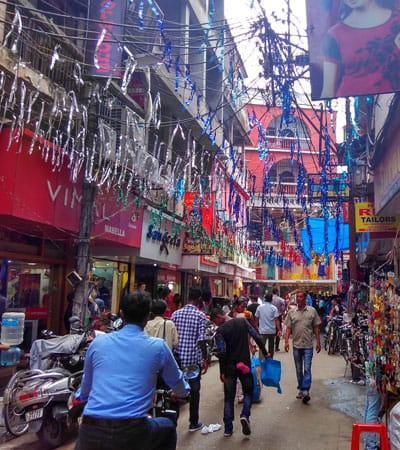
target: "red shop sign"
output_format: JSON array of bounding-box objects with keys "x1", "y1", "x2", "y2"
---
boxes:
[
  {"x1": 0, "y1": 129, "x2": 143, "y2": 247},
  {"x1": 158, "y1": 270, "x2": 180, "y2": 284}
]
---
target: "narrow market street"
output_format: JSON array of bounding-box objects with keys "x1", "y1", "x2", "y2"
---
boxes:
[{"x1": 1, "y1": 348, "x2": 365, "y2": 450}]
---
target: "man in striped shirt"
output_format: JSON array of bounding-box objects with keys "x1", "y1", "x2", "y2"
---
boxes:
[{"x1": 172, "y1": 287, "x2": 208, "y2": 432}]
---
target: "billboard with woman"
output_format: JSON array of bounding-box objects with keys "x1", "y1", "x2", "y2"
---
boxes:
[{"x1": 306, "y1": 0, "x2": 400, "y2": 99}]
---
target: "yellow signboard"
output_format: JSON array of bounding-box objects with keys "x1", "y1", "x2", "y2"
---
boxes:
[{"x1": 355, "y1": 202, "x2": 400, "y2": 233}]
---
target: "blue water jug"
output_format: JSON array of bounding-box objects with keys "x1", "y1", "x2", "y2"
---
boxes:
[
  {"x1": 1, "y1": 312, "x2": 25, "y2": 345},
  {"x1": 0, "y1": 346, "x2": 21, "y2": 366}
]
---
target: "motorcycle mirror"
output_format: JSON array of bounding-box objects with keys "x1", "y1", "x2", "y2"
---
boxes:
[
  {"x1": 113, "y1": 318, "x2": 123, "y2": 329},
  {"x1": 69, "y1": 355, "x2": 81, "y2": 366},
  {"x1": 182, "y1": 365, "x2": 200, "y2": 380}
]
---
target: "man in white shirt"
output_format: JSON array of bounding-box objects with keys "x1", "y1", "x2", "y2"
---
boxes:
[
  {"x1": 255, "y1": 294, "x2": 281, "y2": 358},
  {"x1": 144, "y1": 299, "x2": 179, "y2": 351},
  {"x1": 272, "y1": 288, "x2": 285, "y2": 352}
]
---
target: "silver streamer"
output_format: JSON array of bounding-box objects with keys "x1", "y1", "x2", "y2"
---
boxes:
[
  {"x1": 3, "y1": 9, "x2": 22, "y2": 55},
  {"x1": 15, "y1": 81, "x2": 26, "y2": 151},
  {"x1": 85, "y1": 136, "x2": 97, "y2": 183},
  {"x1": 121, "y1": 56, "x2": 137, "y2": 95},
  {"x1": 73, "y1": 63, "x2": 84, "y2": 86},
  {"x1": 50, "y1": 45, "x2": 61, "y2": 71},
  {"x1": 94, "y1": 28, "x2": 107, "y2": 70},
  {"x1": 28, "y1": 100, "x2": 45, "y2": 155},
  {"x1": 152, "y1": 92, "x2": 161, "y2": 130},
  {"x1": 26, "y1": 89, "x2": 39, "y2": 124}
]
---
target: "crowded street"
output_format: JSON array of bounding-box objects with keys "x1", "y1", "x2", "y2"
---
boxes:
[
  {"x1": 1, "y1": 349, "x2": 364, "y2": 450},
  {"x1": 0, "y1": 0, "x2": 400, "y2": 448}
]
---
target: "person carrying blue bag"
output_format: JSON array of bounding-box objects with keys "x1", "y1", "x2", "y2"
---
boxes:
[
  {"x1": 284, "y1": 290, "x2": 321, "y2": 404},
  {"x1": 210, "y1": 308, "x2": 268, "y2": 438}
]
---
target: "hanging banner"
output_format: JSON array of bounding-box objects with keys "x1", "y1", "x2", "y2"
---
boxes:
[
  {"x1": 306, "y1": 0, "x2": 400, "y2": 99},
  {"x1": 355, "y1": 202, "x2": 400, "y2": 233},
  {"x1": 85, "y1": 0, "x2": 127, "y2": 77}
]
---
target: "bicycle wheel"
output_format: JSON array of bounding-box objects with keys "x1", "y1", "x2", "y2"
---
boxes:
[{"x1": 3, "y1": 371, "x2": 30, "y2": 436}]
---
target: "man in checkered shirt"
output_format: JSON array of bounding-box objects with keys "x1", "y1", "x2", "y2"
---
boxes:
[{"x1": 172, "y1": 287, "x2": 208, "y2": 432}]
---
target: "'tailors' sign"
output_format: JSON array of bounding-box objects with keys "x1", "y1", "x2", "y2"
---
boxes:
[{"x1": 355, "y1": 202, "x2": 400, "y2": 233}]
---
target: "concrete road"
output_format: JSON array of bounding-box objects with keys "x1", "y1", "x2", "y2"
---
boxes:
[{"x1": 1, "y1": 349, "x2": 365, "y2": 449}]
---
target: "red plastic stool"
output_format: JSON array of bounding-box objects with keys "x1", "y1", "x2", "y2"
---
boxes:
[{"x1": 351, "y1": 423, "x2": 390, "y2": 450}]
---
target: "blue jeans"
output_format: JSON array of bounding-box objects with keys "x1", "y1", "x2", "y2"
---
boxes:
[
  {"x1": 363, "y1": 384, "x2": 381, "y2": 450},
  {"x1": 223, "y1": 362, "x2": 254, "y2": 434},
  {"x1": 75, "y1": 417, "x2": 177, "y2": 450},
  {"x1": 293, "y1": 347, "x2": 313, "y2": 394}
]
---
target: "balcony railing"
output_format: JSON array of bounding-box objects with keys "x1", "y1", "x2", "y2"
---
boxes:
[
  {"x1": 3, "y1": 4, "x2": 84, "y2": 91},
  {"x1": 251, "y1": 183, "x2": 307, "y2": 208},
  {"x1": 264, "y1": 135, "x2": 311, "y2": 151}
]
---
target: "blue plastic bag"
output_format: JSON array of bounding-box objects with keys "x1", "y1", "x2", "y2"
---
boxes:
[{"x1": 261, "y1": 358, "x2": 282, "y2": 394}]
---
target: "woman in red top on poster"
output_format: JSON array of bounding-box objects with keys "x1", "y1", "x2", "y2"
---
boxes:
[{"x1": 320, "y1": 0, "x2": 400, "y2": 98}]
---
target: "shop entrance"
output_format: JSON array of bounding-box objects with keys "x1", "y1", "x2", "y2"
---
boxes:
[{"x1": 92, "y1": 260, "x2": 130, "y2": 314}]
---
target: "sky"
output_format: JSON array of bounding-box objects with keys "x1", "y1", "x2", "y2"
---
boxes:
[
  {"x1": 226, "y1": 0, "x2": 346, "y2": 143},
  {"x1": 226, "y1": 0, "x2": 310, "y2": 93}
]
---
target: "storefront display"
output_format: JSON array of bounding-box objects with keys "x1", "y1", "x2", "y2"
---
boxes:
[
  {"x1": 92, "y1": 259, "x2": 130, "y2": 313},
  {"x1": 368, "y1": 281, "x2": 400, "y2": 397}
]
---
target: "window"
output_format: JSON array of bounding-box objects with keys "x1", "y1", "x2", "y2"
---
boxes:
[{"x1": 279, "y1": 171, "x2": 295, "y2": 183}]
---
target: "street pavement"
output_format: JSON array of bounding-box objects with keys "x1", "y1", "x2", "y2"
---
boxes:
[{"x1": 0, "y1": 348, "x2": 365, "y2": 449}]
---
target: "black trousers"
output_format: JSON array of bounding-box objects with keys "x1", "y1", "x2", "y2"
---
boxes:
[
  {"x1": 261, "y1": 333, "x2": 276, "y2": 358},
  {"x1": 275, "y1": 315, "x2": 283, "y2": 350},
  {"x1": 188, "y1": 374, "x2": 201, "y2": 426}
]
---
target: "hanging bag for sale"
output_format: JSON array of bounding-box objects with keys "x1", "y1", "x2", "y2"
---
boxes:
[{"x1": 260, "y1": 358, "x2": 282, "y2": 394}]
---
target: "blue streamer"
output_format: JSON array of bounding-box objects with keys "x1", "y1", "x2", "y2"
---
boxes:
[
  {"x1": 217, "y1": 26, "x2": 225, "y2": 72},
  {"x1": 175, "y1": 56, "x2": 181, "y2": 91},
  {"x1": 162, "y1": 41, "x2": 172, "y2": 71},
  {"x1": 182, "y1": 82, "x2": 196, "y2": 112},
  {"x1": 200, "y1": 0, "x2": 215, "y2": 52},
  {"x1": 281, "y1": 82, "x2": 291, "y2": 125},
  {"x1": 138, "y1": 0, "x2": 145, "y2": 30}
]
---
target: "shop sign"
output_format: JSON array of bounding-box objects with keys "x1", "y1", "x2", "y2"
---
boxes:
[
  {"x1": 146, "y1": 225, "x2": 181, "y2": 255},
  {"x1": 140, "y1": 210, "x2": 183, "y2": 265},
  {"x1": 355, "y1": 202, "x2": 400, "y2": 233},
  {"x1": 0, "y1": 130, "x2": 143, "y2": 248},
  {"x1": 182, "y1": 234, "x2": 213, "y2": 255},
  {"x1": 158, "y1": 270, "x2": 180, "y2": 284},
  {"x1": 200, "y1": 254, "x2": 219, "y2": 267},
  {"x1": 219, "y1": 263, "x2": 235, "y2": 276},
  {"x1": 85, "y1": 0, "x2": 126, "y2": 77}
]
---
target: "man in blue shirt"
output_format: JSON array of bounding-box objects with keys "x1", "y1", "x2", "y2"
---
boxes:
[
  {"x1": 172, "y1": 287, "x2": 208, "y2": 432},
  {"x1": 76, "y1": 291, "x2": 189, "y2": 450}
]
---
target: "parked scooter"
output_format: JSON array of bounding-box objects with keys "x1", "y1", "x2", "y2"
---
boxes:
[
  {"x1": 2, "y1": 318, "x2": 106, "y2": 448},
  {"x1": 3, "y1": 368, "x2": 73, "y2": 448}
]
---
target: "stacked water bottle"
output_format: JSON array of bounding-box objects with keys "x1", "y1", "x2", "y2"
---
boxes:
[{"x1": 0, "y1": 312, "x2": 24, "y2": 366}]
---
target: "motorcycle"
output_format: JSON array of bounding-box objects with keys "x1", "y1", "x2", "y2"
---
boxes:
[
  {"x1": 2, "y1": 322, "x2": 105, "y2": 448},
  {"x1": 67, "y1": 366, "x2": 198, "y2": 428}
]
